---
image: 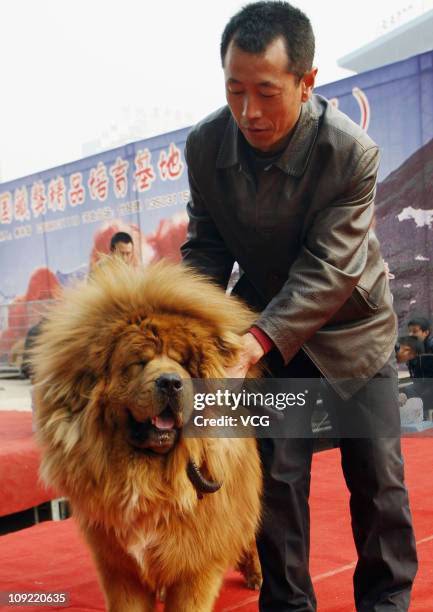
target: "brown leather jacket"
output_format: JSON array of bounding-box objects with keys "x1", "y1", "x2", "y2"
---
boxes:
[{"x1": 181, "y1": 95, "x2": 396, "y2": 398}]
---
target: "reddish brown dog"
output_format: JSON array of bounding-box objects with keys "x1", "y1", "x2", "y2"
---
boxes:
[{"x1": 33, "y1": 261, "x2": 262, "y2": 612}]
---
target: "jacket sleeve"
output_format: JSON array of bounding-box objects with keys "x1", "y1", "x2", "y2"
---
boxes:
[
  {"x1": 181, "y1": 134, "x2": 235, "y2": 289},
  {"x1": 255, "y1": 146, "x2": 380, "y2": 365}
]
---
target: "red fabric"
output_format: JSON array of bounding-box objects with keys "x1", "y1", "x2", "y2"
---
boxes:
[
  {"x1": 0, "y1": 268, "x2": 61, "y2": 354},
  {"x1": 0, "y1": 438, "x2": 432, "y2": 610},
  {"x1": 0, "y1": 519, "x2": 259, "y2": 611},
  {"x1": 0, "y1": 412, "x2": 53, "y2": 517},
  {"x1": 147, "y1": 214, "x2": 188, "y2": 263},
  {"x1": 248, "y1": 326, "x2": 275, "y2": 355},
  {"x1": 237, "y1": 438, "x2": 433, "y2": 611},
  {"x1": 25, "y1": 268, "x2": 60, "y2": 302}
]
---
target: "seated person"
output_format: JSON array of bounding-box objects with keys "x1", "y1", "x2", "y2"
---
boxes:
[
  {"x1": 397, "y1": 335, "x2": 433, "y2": 419},
  {"x1": 396, "y1": 335, "x2": 425, "y2": 377},
  {"x1": 408, "y1": 316, "x2": 433, "y2": 353}
]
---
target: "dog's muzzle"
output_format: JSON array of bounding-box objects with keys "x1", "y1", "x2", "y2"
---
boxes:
[{"x1": 127, "y1": 372, "x2": 185, "y2": 454}]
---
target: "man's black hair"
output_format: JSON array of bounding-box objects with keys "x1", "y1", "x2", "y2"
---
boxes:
[
  {"x1": 397, "y1": 335, "x2": 425, "y2": 355},
  {"x1": 220, "y1": 1, "x2": 315, "y2": 78},
  {"x1": 407, "y1": 316, "x2": 431, "y2": 332},
  {"x1": 110, "y1": 231, "x2": 133, "y2": 252}
]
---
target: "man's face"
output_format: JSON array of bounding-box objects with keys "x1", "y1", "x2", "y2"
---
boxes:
[
  {"x1": 408, "y1": 324, "x2": 429, "y2": 341},
  {"x1": 113, "y1": 241, "x2": 134, "y2": 264},
  {"x1": 397, "y1": 344, "x2": 416, "y2": 364},
  {"x1": 223, "y1": 37, "x2": 317, "y2": 153}
]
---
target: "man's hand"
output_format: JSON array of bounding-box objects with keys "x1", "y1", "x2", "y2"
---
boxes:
[{"x1": 225, "y1": 332, "x2": 265, "y2": 379}]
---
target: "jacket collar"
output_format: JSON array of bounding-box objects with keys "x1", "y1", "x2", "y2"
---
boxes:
[{"x1": 216, "y1": 98, "x2": 319, "y2": 177}]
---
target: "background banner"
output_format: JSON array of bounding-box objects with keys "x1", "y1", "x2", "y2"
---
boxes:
[
  {"x1": 317, "y1": 51, "x2": 433, "y2": 326},
  {"x1": 1, "y1": 51, "x2": 432, "y2": 360}
]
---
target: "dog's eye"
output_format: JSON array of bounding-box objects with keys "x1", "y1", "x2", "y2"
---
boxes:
[
  {"x1": 182, "y1": 360, "x2": 200, "y2": 376},
  {"x1": 124, "y1": 361, "x2": 147, "y2": 374},
  {"x1": 176, "y1": 355, "x2": 193, "y2": 371}
]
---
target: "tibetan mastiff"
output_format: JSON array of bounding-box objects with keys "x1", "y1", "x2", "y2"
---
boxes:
[{"x1": 33, "y1": 260, "x2": 262, "y2": 612}]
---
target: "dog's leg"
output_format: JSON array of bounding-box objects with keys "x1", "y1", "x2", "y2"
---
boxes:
[
  {"x1": 103, "y1": 577, "x2": 155, "y2": 612},
  {"x1": 164, "y1": 569, "x2": 224, "y2": 612},
  {"x1": 236, "y1": 542, "x2": 262, "y2": 590},
  {"x1": 83, "y1": 524, "x2": 156, "y2": 612}
]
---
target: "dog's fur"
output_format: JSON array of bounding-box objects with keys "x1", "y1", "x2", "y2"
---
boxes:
[{"x1": 33, "y1": 261, "x2": 262, "y2": 612}]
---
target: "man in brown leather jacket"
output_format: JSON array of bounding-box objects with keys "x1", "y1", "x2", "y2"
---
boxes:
[{"x1": 181, "y1": 2, "x2": 417, "y2": 610}]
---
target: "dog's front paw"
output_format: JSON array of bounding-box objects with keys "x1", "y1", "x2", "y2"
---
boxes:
[{"x1": 236, "y1": 546, "x2": 262, "y2": 591}]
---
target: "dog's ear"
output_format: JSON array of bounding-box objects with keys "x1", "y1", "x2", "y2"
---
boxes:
[
  {"x1": 195, "y1": 332, "x2": 243, "y2": 378},
  {"x1": 34, "y1": 368, "x2": 98, "y2": 424},
  {"x1": 31, "y1": 326, "x2": 103, "y2": 420},
  {"x1": 67, "y1": 371, "x2": 98, "y2": 413},
  {"x1": 216, "y1": 332, "x2": 243, "y2": 363},
  {"x1": 201, "y1": 331, "x2": 264, "y2": 379}
]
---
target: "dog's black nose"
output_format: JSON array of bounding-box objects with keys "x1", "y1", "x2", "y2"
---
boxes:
[{"x1": 155, "y1": 373, "x2": 183, "y2": 394}]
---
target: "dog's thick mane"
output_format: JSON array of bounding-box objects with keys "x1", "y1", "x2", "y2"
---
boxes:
[
  {"x1": 32, "y1": 260, "x2": 257, "y2": 407},
  {"x1": 32, "y1": 261, "x2": 260, "y2": 523},
  {"x1": 34, "y1": 261, "x2": 255, "y2": 380},
  {"x1": 85, "y1": 258, "x2": 256, "y2": 335}
]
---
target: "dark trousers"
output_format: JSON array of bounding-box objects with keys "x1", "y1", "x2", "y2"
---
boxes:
[{"x1": 256, "y1": 350, "x2": 418, "y2": 611}]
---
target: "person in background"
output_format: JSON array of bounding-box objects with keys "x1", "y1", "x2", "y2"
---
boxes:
[
  {"x1": 396, "y1": 335, "x2": 425, "y2": 377},
  {"x1": 408, "y1": 316, "x2": 433, "y2": 353},
  {"x1": 110, "y1": 231, "x2": 135, "y2": 265},
  {"x1": 397, "y1": 335, "x2": 433, "y2": 418}
]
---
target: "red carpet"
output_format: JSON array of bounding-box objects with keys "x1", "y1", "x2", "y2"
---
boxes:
[
  {"x1": 0, "y1": 411, "x2": 53, "y2": 517},
  {"x1": 0, "y1": 433, "x2": 432, "y2": 610}
]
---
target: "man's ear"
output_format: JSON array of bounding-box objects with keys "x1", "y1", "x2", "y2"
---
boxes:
[{"x1": 301, "y1": 67, "x2": 318, "y2": 102}]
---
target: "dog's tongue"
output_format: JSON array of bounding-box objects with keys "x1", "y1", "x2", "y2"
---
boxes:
[{"x1": 152, "y1": 414, "x2": 175, "y2": 430}]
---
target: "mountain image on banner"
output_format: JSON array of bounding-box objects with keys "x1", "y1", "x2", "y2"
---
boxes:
[{"x1": 375, "y1": 137, "x2": 433, "y2": 328}]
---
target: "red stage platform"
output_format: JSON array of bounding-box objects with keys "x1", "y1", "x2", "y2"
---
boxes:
[
  {"x1": 0, "y1": 435, "x2": 432, "y2": 611},
  {"x1": 0, "y1": 411, "x2": 52, "y2": 517}
]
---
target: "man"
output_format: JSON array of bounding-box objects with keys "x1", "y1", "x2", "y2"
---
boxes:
[
  {"x1": 408, "y1": 316, "x2": 433, "y2": 353},
  {"x1": 396, "y1": 335, "x2": 424, "y2": 371},
  {"x1": 110, "y1": 231, "x2": 134, "y2": 265},
  {"x1": 398, "y1": 335, "x2": 433, "y2": 380},
  {"x1": 181, "y1": 2, "x2": 417, "y2": 610},
  {"x1": 397, "y1": 335, "x2": 433, "y2": 418},
  {"x1": 396, "y1": 334, "x2": 428, "y2": 379}
]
